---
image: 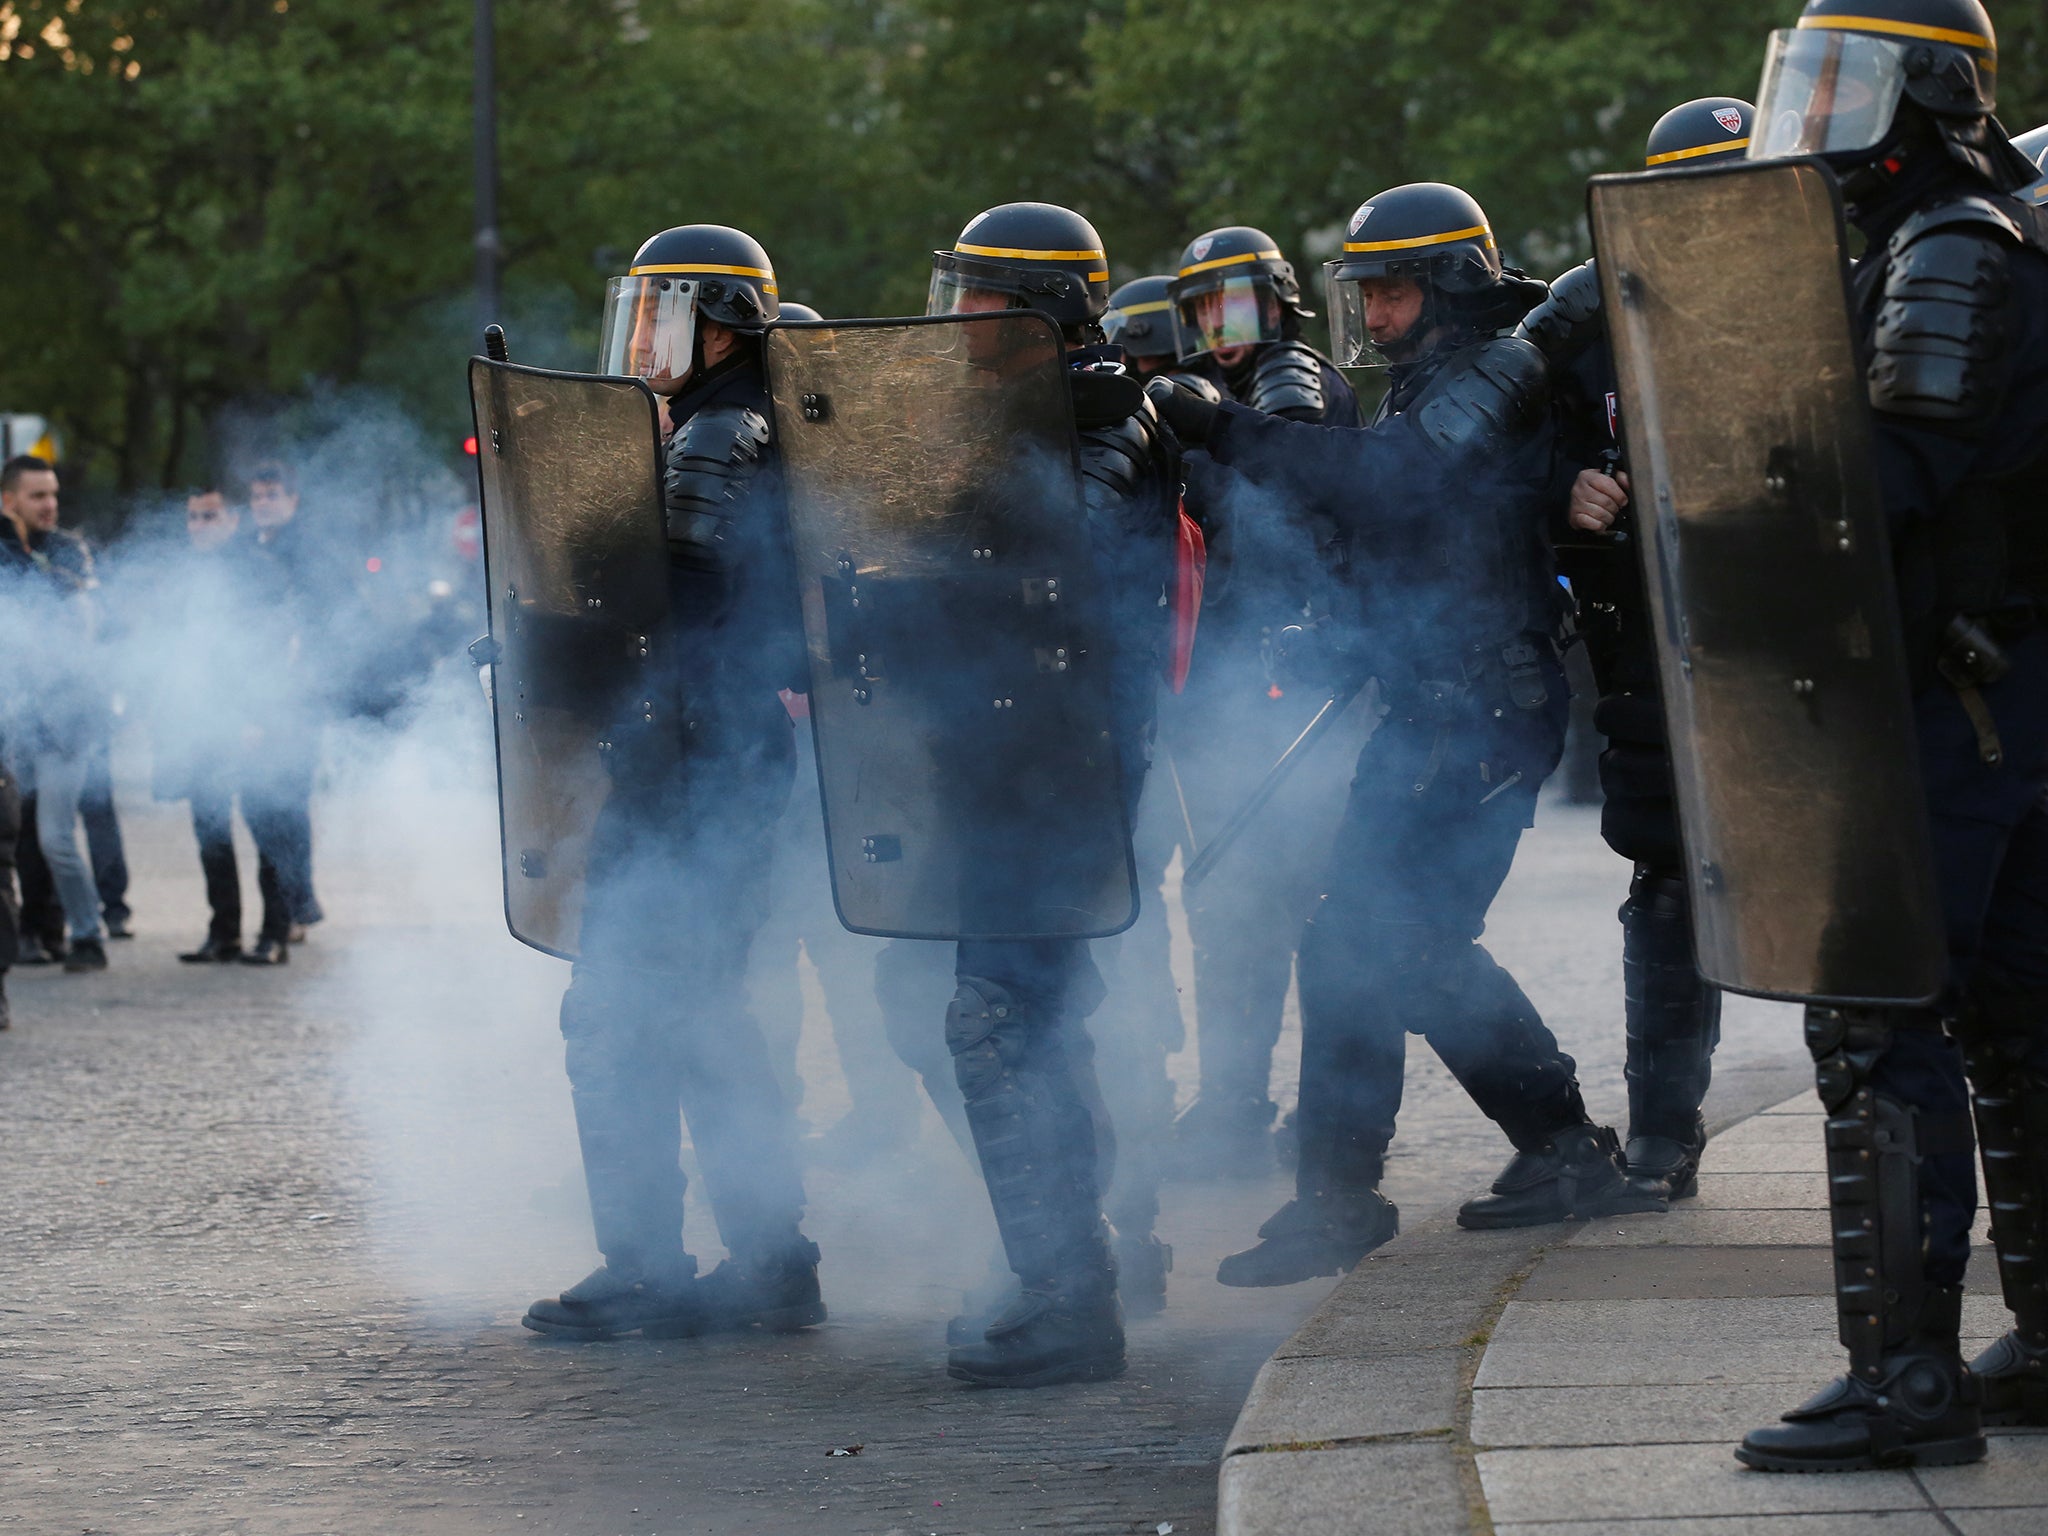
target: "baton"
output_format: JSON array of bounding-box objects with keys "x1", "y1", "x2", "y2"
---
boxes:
[{"x1": 1180, "y1": 679, "x2": 1367, "y2": 891}]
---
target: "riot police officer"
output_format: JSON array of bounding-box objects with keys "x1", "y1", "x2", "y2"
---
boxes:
[
  {"x1": 1150, "y1": 184, "x2": 1643, "y2": 1287},
  {"x1": 1515, "y1": 97, "x2": 1755, "y2": 1206},
  {"x1": 893, "y1": 201, "x2": 1183, "y2": 1383},
  {"x1": 1728, "y1": 0, "x2": 2048, "y2": 1472},
  {"x1": 1152, "y1": 227, "x2": 1367, "y2": 1177},
  {"x1": 520, "y1": 225, "x2": 823, "y2": 1342}
]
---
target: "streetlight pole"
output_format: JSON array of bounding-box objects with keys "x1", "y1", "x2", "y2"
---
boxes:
[{"x1": 473, "y1": 0, "x2": 500, "y2": 339}]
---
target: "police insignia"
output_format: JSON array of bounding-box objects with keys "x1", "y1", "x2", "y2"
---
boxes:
[{"x1": 1714, "y1": 107, "x2": 1744, "y2": 135}]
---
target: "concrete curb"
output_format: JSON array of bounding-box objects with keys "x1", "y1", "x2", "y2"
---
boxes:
[{"x1": 1216, "y1": 1050, "x2": 1816, "y2": 1536}]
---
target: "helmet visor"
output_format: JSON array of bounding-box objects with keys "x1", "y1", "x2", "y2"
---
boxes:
[
  {"x1": 1751, "y1": 28, "x2": 1907, "y2": 161},
  {"x1": 1175, "y1": 276, "x2": 1284, "y2": 360},
  {"x1": 927, "y1": 267, "x2": 1031, "y2": 318},
  {"x1": 600, "y1": 276, "x2": 698, "y2": 391},
  {"x1": 1103, "y1": 298, "x2": 1177, "y2": 358},
  {"x1": 1325, "y1": 266, "x2": 1433, "y2": 368}
]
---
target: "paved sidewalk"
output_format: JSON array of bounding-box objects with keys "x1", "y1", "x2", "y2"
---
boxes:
[{"x1": 1222, "y1": 1080, "x2": 2048, "y2": 1535}]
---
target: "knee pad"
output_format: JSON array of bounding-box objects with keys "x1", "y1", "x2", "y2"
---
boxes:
[{"x1": 946, "y1": 976, "x2": 1030, "y2": 1101}]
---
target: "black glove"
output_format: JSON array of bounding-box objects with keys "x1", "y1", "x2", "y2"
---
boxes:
[{"x1": 1145, "y1": 375, "x2": 1219, "y2": 445}]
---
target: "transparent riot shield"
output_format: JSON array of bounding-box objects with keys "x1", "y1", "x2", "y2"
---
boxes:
[
  {"x1": 468, "y1": 359, "x2": 669, "y2": 958},
  {"x1": 765, "y1": 313, "x2": 1137, "y2": 940},
  {"x1": 1590, "y1": 158, "x2": 1943, "y2": 1005}
]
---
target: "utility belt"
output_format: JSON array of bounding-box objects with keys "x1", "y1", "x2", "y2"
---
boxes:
[
  {"x1": 1932, "y1": 604, "x2": 2041, "y2": 768},
  {"x1": 1407, "y1": 632, "x2": 1558, "y2": 723}
]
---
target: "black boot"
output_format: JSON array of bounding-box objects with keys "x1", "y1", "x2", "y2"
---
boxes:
[
  {"x1": 1740, "y1": 1007, "x2": 1985, "y2": 1472},
  {"x1": 179, "y1": 935, "x2": 243, "y2": 963},
  {"x1": 1114, "y1": 1230, "x2": 1172, "y2": 1319},
  {"x1": 240, "y1": 934, "x2": 289, "y2": 966},
  {"x1": 947, "y1": 1254, "x2": 1021, "y2": 1348},
  {"x1": 1956, "y1": 976, "x2": 2048, "y2": 1426},
  {"x1": 1620, "y1": 869, "x2": 1720, "y2": 1200},
  {"x1": 523, "y1": 1255, "x2": 702, "y2": 1341},
  {"x1": 1169, "y1": 1094, "x2": 1278, "y2": 1180},
  {"x1": 947, "y1": 1271, "x2": 1126, "y2": 1387},
  {"x1": 1217, "y1": 1189, "x2": 1399, "y2": 1287},
  {"x1": 1458, "y1": 1123, "x2": 1650, "y2": 1228},
  {"x1": 1971, "y1": 1331, "x2": 2048, "y2": 1426},
  {"x1": 690, "y1": 1236, "x2": 826, "y2": 1335},
  {"x1": 1739, "y1": 1285, "x2": 1984, "y2": 1470},
  {"x1": 63, "y1": 938, "x2": 107, "y2": 973}
]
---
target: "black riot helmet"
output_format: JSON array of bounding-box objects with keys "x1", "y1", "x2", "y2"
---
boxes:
[
  {"x1": 599, "y1": 225, "x2": 780, "y2": 392},
  {"x1": 1645, "y1": 97, "x2": 1756, "y2": 167},
  {"x1": 1750, "y1": 1, "x2": 2033, "y2": 188},
  {"x1": 777, "y1": 302, "x2": 825, "y2": 323},
  {"x1": 929, "y1": 202, "x2": 1111, "y2": 336},
  {"x1": 1325, "y1": 183, "x2": 1530, "y2": 366},
  {"x1": 1166, "y1": 226, "x2": 1310, "y2": 361},
  {"x1": 1103, "y1": 275, "x2": 1180, "y2": 363}
]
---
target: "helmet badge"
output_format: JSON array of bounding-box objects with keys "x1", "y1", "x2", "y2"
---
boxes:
[
  {"x1": 1191, "y1": 235, "x2": 1214, "y2": 261},
  {"x1": 1714, "y1": 107, "x2": 1744, "y2": 135},
  {"x1": 1349, "y1": 206, "x2": 1373, "y2": 235}
]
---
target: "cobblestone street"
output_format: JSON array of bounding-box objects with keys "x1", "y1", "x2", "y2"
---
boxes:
[{"x1": 0, "y1": 717, "x2": 1799, "y2": 1535}]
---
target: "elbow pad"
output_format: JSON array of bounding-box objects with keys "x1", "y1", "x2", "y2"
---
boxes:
[{"x1": 1411, "y1": 337, "x2": 1551, "y2": 460}]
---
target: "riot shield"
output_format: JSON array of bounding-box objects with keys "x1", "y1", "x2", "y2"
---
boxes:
[
  {"x1": 1590, "y1": 158, "x2": 1943, "y2": 1005},
  {"x1": 468, "y1": 359, "x2": 669, "y2": 958},
  {"x1": 765, "y1": 313, "x2": 1137, "y2": 940}
]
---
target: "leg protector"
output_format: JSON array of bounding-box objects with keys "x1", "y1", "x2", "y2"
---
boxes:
[
  {"x1": 1955, "y1": 975, "x2": 2048, "y2": 1422},
  {"x1": 947, "y1": 976, "x2": 1113, "y2": 1294},
  {"x1": 1806, "y1": 1006, "x2": 1935, "y2": 1379},
  {"x1": 1620, "y1": 867, "x2": 1721, "y2": 1181}
]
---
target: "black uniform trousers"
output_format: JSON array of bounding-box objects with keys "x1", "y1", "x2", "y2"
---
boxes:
[
  {"x1": 1887, "y1": 628, "x2": 2048, "y2": 1286},
  {"x1": 557, "y1": 741, "x2": 807, "y2": 1272},
  {"x1": 1293, "y1": 658, "x2": 1581, "y2": 1199}
]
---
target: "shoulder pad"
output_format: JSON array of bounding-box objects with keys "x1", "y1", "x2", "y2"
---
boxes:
[
  {"x1": 1244, "y1": 341, "x2": 1328, "y2": 421},
  {"x1": 1889, "y1": 193, "x2": 2025, "y2": 254},
  {"x1": 1078, "y1": 392, "x2": 1175, "y2": 511},
  {"x1": 1512, "y1": 260, "x2": 1602, "y2": 364},
  {"x1": 1160, "y1": 370, "x2": 1223, "y2": 405},
  {"x1": 1870, "y1": 216, "x2": 2012, "y2": 422},
  {"x1": 664, "y1": 403, "x2": 772, "y2": 568},
  {"x1": 1410, "y1": 337, "x2": 1550, "y2": 459}
]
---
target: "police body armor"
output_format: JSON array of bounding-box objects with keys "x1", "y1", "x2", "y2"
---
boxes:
[
  {"x1": 1589, "y1": 156, "x2": 1945, "y2": 1005},
  {"x1": 763, "y1": 312, "x2": 1138, "y2": 941},
  {"x1": 467, "y1": 359, "x2": 670, "y2": 957}
]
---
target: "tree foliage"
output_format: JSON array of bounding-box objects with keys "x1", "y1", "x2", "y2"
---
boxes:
[{"x1": 5, "y1": 0, "x2": 2047, "y2": 493}]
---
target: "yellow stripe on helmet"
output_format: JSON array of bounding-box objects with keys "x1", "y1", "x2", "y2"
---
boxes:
[
  {"x1": 1645, "y1": 137, "x2": 1752, "y2": 166},
  {"x1": 1343, "y1": 223, "x2": 1489, "y2": 253},
  {"x1": 1177, "y1": 248, "x2": 1283, "y2": 278},
  {"x1": 1114, "y1": 299, "x2": 1172, "y2": 315},
  {"x1": 1796, "y1": 14, "x2": 1992, "y2": 51},
  {"x1": 955, "y1": 242, "x2": 1106, "y2": 262},
  {"x1": 628, "y1": 262, "x2": 777, "y2": 279}
]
